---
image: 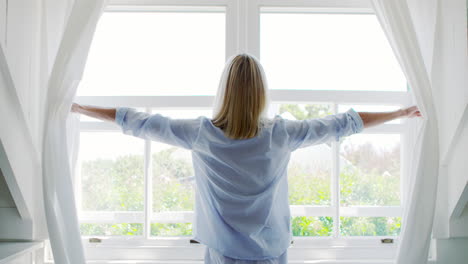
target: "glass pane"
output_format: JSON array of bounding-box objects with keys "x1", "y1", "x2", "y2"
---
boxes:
[
  {"x1": 288, "y1": 146, "x2": 332, "y2": 206},
  {"x1": 80, "y1": 115, "x2": 103, "y2": 122},
  {"x1": 80, "y1": 223, "x2": 143, "y2": 236},
  {"x1": 151, "y1": 223, "x2": 192, "y2": 236},
  {"x1": 78, "y1": 12, "x2": 225, "y2": 96},
  {"x1": 270, "y1": 103, "x2": 333, "y2": 120},
  {"x1": 79, "y1": 132, "x2": 144, "y2": 211},
  {"x1": 339, "y1": 105, "x2": 402, "y2": 124},
  {"x1": 340, "y1": 217, "x2": 401, "y2": 236},
  {"x1": 292, "y1": 216, "x2": 333, "y2": 237},
  {"x1": 152, "y1": 142, "x2": 195, "y2": 212},
  {"x1": 152, "y1": 108, "x2": 212, "y2": 119},
  {"x1": 340, "y1": 134, "x2": 401, "y2": 206},
  {"x1": 261, "y1": 13, "x2": 406, "y2": 91},
  {"x1": 271, "y1": 104, "x2": 333, "y2": 205},
  {"x1": 151, "y1": 109, "x2": 207, "y2": 214}
]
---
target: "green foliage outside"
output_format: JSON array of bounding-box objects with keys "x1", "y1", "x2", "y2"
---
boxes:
[
  {"x1": 80, "y1": 223, "x2": 143, "y2": 236},
  {"x1": 291, "y1": 217, "x2": 333, "y2": 236},
  {"x1": 288, "y1": 165, "x2": 330, "y2": 206},
  {"x1": 152, "y1": 148, "x2": 195, "y2": 212},
  {"x1": 340, "y1": 217, "x2": 401, "y2": 236},
  {"x1": 80, "y1": 104, "x2": 401, "y2": 237}
]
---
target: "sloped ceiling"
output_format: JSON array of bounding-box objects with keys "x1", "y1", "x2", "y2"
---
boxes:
[{"x1": 0, "y1": 169, "x2": 15, "y2": 208}]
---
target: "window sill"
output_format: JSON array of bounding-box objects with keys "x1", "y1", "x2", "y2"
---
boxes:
[
  {"x1": 45, "y1": 261, "x2": 438, "y2": 264},
  {"x1": 44, "y1": 237, "x2": 401, "y2": 262}
]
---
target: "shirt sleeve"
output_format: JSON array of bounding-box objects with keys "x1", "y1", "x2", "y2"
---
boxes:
[
  {"x1": 284, "y1": 108, "x2": 364, "y2": 151},
  {"x1": 115, "y1": 107, "x2": 201, "y2": 150}
]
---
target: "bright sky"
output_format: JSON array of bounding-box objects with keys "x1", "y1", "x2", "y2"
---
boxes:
[
  {"x1": 77, "y1": 11, "x2": 406, "y2": 161},
  {"x1": 78, "y1": 12, "x2": 225, "y2": 96},
  {"x1": 261, "y1": 13, "x2": 406, "y2": 91},
  {"x1": 78, "y1": 12, "x2": 406, "y2": 96}
]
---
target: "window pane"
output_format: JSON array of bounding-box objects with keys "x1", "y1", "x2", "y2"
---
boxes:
[
  {"x1": 292, "y1": 216, "x2": 333, "y2": 237},
  {"x1": 152, "y1": 108, "x2": 212, "y2": 118},
  {"x1": 340, "y1": 134, "x2": 400, "y2": 206},
  {"x1": 340, "y1": 217, "x2": 401, "y2": 236},
  {"x1": 151, "y1": 223, "x2": 192, "y2": 236},
  {"x1": 288, "y1": 147, "x2": 332, "y2": 206},
  {"x1": 151, "y1": 109, "x2": 207, "y2": 215},
  {"x1": 79, "y1": 132, "x2": 145, "y2": 211},
  {"x1": 272, "y1": 104, "x2": 333, "y2": 205},
  {"x1": 79, "y1": 12, "x2": 225, "y2": 96},
  {"x1": 80, "y1": 223, "x2": 143, "y2": 236},
  {"x1": 261, "y1": 13, "x2": 406, "y2": 91},
  {"x1": 152, "y1": 142, "x2": 195, "y2": 212},
  {"x1": 271, "y1": 103, "x2": 333, "y2": 120}
]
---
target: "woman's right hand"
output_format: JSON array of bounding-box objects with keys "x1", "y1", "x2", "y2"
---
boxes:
[
  {"x1": 69, "y1": 103, "x2": 116, "y2": 122},
  {"x1": 71, "y1": 103, "x2": 81, "y2": 113},
  {"x1": 401, "y1": 106, "x2": 422, "y2": 118}
]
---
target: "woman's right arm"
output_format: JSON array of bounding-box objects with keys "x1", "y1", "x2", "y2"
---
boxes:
[
  {"x1": 285, "y1": 105, "x2": 421, "y2": 150},
  {"x1": 358, "y1": 106, "x2": 421, "y2": 128},
  {"x1": 71, "y1": 103, "x2": 116, "y2": 122}
]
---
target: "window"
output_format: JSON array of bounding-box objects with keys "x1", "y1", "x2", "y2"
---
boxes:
[
  {"x1": 71, "y1": 0, "x2": 411, "y2": 262},
  {"x1": 76, "y1": 8, "x2": 224, "y2": 240}
]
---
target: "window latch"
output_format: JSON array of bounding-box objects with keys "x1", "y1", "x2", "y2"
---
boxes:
[
  {"x1": 381, "y1": 238, "x2": 394, "y2": 244},
  {"x1": 89, "y1": 237, "x2": 102, "y2": 243}
]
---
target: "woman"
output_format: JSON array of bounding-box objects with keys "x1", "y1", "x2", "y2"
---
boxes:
[{"x1": 72, "y1": 54, "x2": 420, "y2": 263}]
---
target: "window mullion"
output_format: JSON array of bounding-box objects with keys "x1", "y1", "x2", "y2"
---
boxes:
[
  {"x1": 237, "y1": 0, "x2": 260, "y2": 56},
  {"x1": 226, "y1": 0, "x2": 239, "y2": 57},
  {"x1": 144, "y1": 108, "x2": 153, "y2": 239},
  {"x1": 331, "y1": 103, "x2": 340, "y2": 238},
  {"x1": 246, "y1": 0, "x2": 260, "y2": 57},
  {"x1": 400, "y1": 120, "x2": 410, "y2": 208}
]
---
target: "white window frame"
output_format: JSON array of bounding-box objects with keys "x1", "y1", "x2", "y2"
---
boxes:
[{"x1": 64, "y1": 0, "x2": 413, "y2": 262}]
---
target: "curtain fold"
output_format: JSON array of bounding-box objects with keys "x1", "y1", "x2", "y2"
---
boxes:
[
  {"x1": 371, "y1": 1, "x2": 440, "y2": 264},
  {"x1": 41, "y1": 0, "x2": 107, "y2": 263}
]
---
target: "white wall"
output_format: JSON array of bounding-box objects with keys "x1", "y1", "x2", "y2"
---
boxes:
[
  {"x1": 447, "y1": 121, "x2": 468, "y2": 237},
  {"x1": 3, "y1": 254, "x2": 33, "y2": 264},
  {"x1": 435, "y1": 238, "x2": 468, "y2": 264},
  {"x1": 0, "y1": 0, "x2": 75, "y2": 241},
  {"x1": 3, "y1": 0, "x2": 41, "y2": 138},
  {"x1": 0, "y1": 0, "x2": 42, "y2": 241},
  {"x1": 431, "y1": 0, "x2": 468, "y2": 239},
  {"x1": 434, "y1": 0, "x2": 468, "y2": 157}
]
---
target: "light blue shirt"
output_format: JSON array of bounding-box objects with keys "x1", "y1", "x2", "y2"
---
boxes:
[{"x1": 115, "y1": 107, "x2": 364, "y2": 261}]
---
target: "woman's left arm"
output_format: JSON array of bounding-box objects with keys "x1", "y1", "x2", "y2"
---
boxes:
[
  {"x1": 71, "y1": 103, "x2": 116, "y2": 122},
  {"x1": 72, "y1": 103, "x2": 201, "y2": 149},
  {"x1": 358, "y1": 106, "x2": 421, "y2": 128}
]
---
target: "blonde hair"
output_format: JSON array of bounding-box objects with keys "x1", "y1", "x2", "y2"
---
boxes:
[{"x1": 212, "y1": 54, "x2": 268, "y2": 140}]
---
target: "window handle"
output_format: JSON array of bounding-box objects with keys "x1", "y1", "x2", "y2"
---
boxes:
[{"x1": 381, "y1": 238, "x2": 394, "y2": 244}]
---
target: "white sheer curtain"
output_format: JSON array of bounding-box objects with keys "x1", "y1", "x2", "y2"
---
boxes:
[
  {"x1": 371, "y1": 1, "x2": 440, "y2": 263},
  {"x1": 42, "y1": 0, "x2": 107, "y2": 263}
]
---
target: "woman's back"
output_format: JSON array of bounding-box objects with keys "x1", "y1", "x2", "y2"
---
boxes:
[
  {"x1": 115, "y1": 106, "x2": 364, "y2": 260},
  {"x1": 192, "y1": 116, "x2": 292, "y2": 260}
]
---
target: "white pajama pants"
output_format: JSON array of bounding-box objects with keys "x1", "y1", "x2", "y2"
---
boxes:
[{"x1": 204, "y1": 247, "x2": 288, "y2": 264}]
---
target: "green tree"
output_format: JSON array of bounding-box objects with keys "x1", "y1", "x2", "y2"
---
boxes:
[
  {"x1": 279, "y1": 104, "x2": 332, "y2": 120},
  {"x1": 152, "y1": 148, "x2": 195, "y2": 212}
]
